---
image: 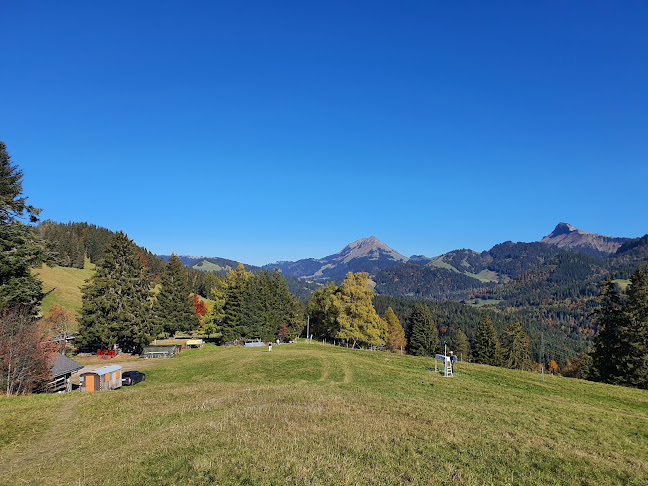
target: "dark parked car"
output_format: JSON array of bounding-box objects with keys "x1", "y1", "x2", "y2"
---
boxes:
[{"x1": 122, "y1": 371, "x2": 146, "y2": 386}]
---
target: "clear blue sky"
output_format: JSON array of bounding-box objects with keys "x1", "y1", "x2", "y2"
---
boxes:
[{"x1": 2, "y1": 1, "x2": 647, "y2": 266}]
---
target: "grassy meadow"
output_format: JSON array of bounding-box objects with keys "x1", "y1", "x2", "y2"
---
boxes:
[
  {"x1": 32, "y1": 260, "x2": 96, "y2": 322},
  {"x1": 1, "y1": 342, "x2": 647, "y2": 485}
]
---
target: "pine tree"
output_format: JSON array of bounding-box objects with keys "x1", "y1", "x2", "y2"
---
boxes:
[
  {"x1": 384, "y1": 307, "x2": 406, "y2": 353},
  {"x1": 0, "y1": 141, "x2": 53, "y2": 315},
  {"x1": 501, "y1": 320, "x2": 532, "y2": 370},
  {"x1": 452, "y1": 329, "x2": 470, "y2": 361},
  {"x1": 406, "y1": 304, "x2": 438, "y2": 356},
  {"x1": 78, "y1": 232, "x2": 155, "y2": 353},
  {"x1": 220, "y1": 263, "x2": 252, "y2": 342},
  {"x1": 618, "y1": 264, "x2": 648, "y2": 389},
  {"x1": 473, "y1": 315, "x2": 501, "y2": 366},
  {"x1": 591, "y1": 278, "x2": 627, "y2": 383},
  {"x1": 154, "y1": 254, "x2": 198, "y2": 337}
]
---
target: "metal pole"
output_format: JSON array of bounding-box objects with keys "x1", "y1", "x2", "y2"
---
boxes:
[{"x1": 306, "y1": 316, "x2": 310, "y2": 343}]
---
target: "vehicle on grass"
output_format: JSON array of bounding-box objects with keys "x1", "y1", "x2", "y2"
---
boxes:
[{"x1": 122, "y1": 371, "x2": 146, "y2": 386}]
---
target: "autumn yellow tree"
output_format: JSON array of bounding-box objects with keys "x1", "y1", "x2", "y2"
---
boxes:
[
  {"x1": 330, "y1": 272, "x2": 386, "y2": 348},
  {"x1": 384, "y1": 307, "x2": 406, "y2": 353}
]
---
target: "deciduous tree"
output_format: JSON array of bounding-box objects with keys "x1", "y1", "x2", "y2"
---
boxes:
[
  {"x1": 331, "y1": 272, "x2": 386, "y2": 348},
  {"x1": 0, "y1": 306, "x2": 57, "y2": 396},
  {"x1": 384, "y1": 307, "x2": 406, "y2": 353}
]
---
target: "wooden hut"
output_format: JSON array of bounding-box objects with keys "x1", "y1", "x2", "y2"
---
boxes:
[
  {"x1": 80, "y1": 364, "x2": 122, "y2": 392},
  {"x1": 46, "y1": 353, "x2": 84, "y2": 393}
]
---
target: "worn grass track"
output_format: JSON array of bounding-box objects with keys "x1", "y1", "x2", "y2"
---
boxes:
[{"x1": 1, "y1": 342, "x2": 647, "y2": 485}]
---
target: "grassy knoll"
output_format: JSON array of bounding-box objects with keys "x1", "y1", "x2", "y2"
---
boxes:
[
  {"x1": 1, "y1": 343, "x2": 647, "y2": 485},
  {"x1": 32, "y1": 260, "x2": 96, "y2": 321}
]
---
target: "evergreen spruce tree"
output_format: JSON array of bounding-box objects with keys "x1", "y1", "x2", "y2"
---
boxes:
[
  {"x1": 452, "y1": 329, "x2": 470, "y2": 361},
  {"x1": 78, "y1": 232, "x2": 155, "y2": 352},
  {"x1": 0, "y1": 141, "x2": 53, "y2": 315},
  {"x1": 473, "y1": 315, "x2": 501, "y2": 366},
  {"x1": 618, "y1": 264, "x2": 648, "y2": 389},
  {"x1": 591, "y1": 278, "x2": 627, "y2": 383},
  {"x1": 406, "y1": 304, "x2": 438, "y2": 356},
  {"x1": 501, "y1": 320, "x2": 532, "y2": 370},
  {"x1": 220, "y1": 263, "x2": 252, "y2": 342},
  {"x1": 384, "y1": 307, "x2": 406, "y2": 353},
  {"x1": 155, "y1": 254, "x2": 198, "y2": 337}
]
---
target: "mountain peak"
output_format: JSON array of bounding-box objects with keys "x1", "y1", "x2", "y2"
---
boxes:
[
  {"x1": 541, "y1": 223, "x2": 627, "y2": 257},
  {"x1": 338, "y1": 236, "x2": 407, "y2": 264},
  {"x1": 550, "y1": 222, "x2": 579, "y2": 236}
]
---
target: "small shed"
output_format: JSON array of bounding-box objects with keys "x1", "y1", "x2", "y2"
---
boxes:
[
  {"x1": 244, "y1": 339, "x2": 265, "y2": 348},
  {"x1": 80, "y1": 364, "x2": 122, "y2": 392},
  {"x1": 47, "y1": 353, "x2": 84, "y2": 393},
  {"x1": 185, "y1": 339, "x2": 204, "y2": 349},
  {"x1": 141, "y1": 345, "x2": 180, "y2": 358}
]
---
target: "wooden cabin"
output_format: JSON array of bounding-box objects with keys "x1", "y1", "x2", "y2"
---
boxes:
[
  {"x1": 80, "y1": 364, "x2": 122, "y2": 392},
  {"x1": 46, "y1": 353, "x2": 84, "y2": 393}
]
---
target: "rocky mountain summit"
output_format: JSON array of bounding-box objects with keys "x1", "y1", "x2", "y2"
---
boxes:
[
  {"x1": 540, "y1": 223, "x2": 628, "y2": 257},
  {"x1": 268, "y1": 236, "x2": 408, "y2": 281}
]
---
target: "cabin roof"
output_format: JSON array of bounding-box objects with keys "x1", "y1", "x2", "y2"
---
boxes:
[
  {"x1": 85, "y1": 364, "x2": 122, "y2": 375},
  {"x1": 51, "y1": 353, "x2": 84, "y2": 377}
]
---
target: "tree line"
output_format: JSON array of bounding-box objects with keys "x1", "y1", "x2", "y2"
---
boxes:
[
  {"x1": 77, "y1": 239, "x2": 306, "y2": 352},
  {"x1": 564, "y1": 264, "x2": 648, "y2": 389}
]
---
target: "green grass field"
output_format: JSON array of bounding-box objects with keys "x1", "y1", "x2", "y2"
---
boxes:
[
  {"x1": 1, "y1": 343, "x2": 647, "y2": 485},
  {"x1": 32, "y1": 261, "x2": 96, "y2": 322}
]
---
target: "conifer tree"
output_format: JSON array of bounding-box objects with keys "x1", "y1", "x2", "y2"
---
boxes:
[
  {"x1": 452, "y1": 329, "x2": 470, "y2": 361},
  {"x1": 473, "y1": 315, "x2": 501, "y2": 366},
  {"x1": 0, "y1": 141, "x2": 53, "y2": 315},
  {"x1": 220, "y1": 263, "x2": 252, "y2": 342},
  {"x1": 501, "y1": 320, "x2": 532, "y2": 370},
  {"x1": 78, "y1": 232, "x2": 155, "y2": 352},
  {"x1": 406, "y1": 304, "x2": 438, "y2": 356},
  {"x1": 618, "y1": 264, "x2": 648, "y2": 389},
  {"x1": 384, "y1": 307, "x2": 406, "y2": 353},
  {"x1": 154, "y1": 254, "x2": 198, "y2": 337},
  {"x1": 331, "y1": 272, "x2": 386, "y2": 348},
  {"x1": 591, "y1": 278, "x2": 627, "y2": 383}
]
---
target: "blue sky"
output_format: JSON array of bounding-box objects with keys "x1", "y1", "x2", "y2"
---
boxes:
[{"x1": 2, "y1": 1, "x2": 647, "y2": 266}]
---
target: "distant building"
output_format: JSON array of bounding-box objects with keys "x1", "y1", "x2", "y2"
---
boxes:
[
  {"x1": 80, "y1": 365, "x2": 122, "y2": 392},
  {"x1": 47, "y1": 353, "x2": 84, "y2": 393},
  {"x1": 141, "y1": 345, "x2": 180, "y2": 358}
]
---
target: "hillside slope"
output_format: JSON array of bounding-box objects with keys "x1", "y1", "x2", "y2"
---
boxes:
[
  {"x1": 32, "y1": 261, "x2": 95, "y2": 322},
  {"x1": 1, "y1": 343, "x2": 646, "y2": 485}
]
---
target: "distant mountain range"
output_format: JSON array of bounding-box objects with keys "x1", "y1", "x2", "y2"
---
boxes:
[
  {"x1": 265, "y1": 223, "x2": 634, "y2": 281},
  {"x1": 166, "y1": 223, "x2": 647, "y2": 302}
]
